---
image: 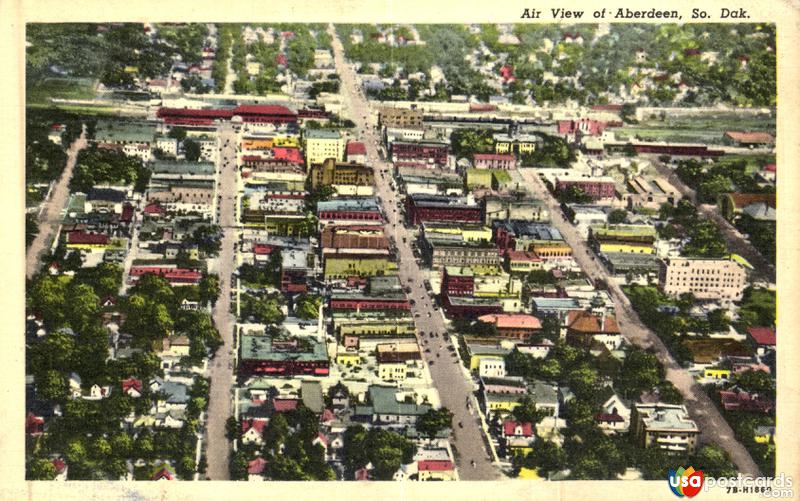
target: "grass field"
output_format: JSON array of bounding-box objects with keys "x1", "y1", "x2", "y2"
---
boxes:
[
  {"x1": 616, "y1": 112, "x2": 776, "y2": 145},
  {"x1": 26, "y1": 77, "x2": 98, "y2": 104}
]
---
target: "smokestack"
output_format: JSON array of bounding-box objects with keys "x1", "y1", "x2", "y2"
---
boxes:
[{"x1": 600, "y1": 312, "x2": 606, "y2": 332}]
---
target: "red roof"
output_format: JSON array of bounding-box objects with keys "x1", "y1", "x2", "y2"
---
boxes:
[
  {"x1": 469, "y1": 103, "x2": 497, "y2": 112},
  {"x1": 594, "y1": 412, "x2": 625, "y2": 423},
  {"x1": 233, "y1": 104, "x2": 296, "y2": 117},
  {"x1": 747, "y1": 327, "x2": 776, "y2": 346},
  {"x1": 248, "y1": 457, "x2": 267, "y2": 475},
  {"x1": 122, "y1": 377, "x2": 142, "y2": 393},
  {"x1": 121, "y1": 203, "x2": 134, "y2": 223},
  {"x1": 26, "y1": 412, "x2": 44, "y2": 435},
  {"x1": 724, "y1": 131, "x2": 775, "y2": 144},
  {"x1": 320, "y1": 408, "x2": 336, "y2": 423},
  {"x1": 157, "y1": 107, "x2": 233, "y2": 120},
  {"x1": 346, "y1": 141, "x2": 367, "y2": 156},
  {"x1": 253, "y1": 243, "x2": 276, "y2": 255},
  {"x1": 764, "y1": 163, "x2": 776, "y2": 172},
  {"x1": 506, "y1": 250, "x2": 541, "y2": 263},
  {"x1": 503, "y1": 420, "x2": 534, "y2": 437},
  {"x1": 272, "y1": 147, "x2": 304, "y2": 164},
  {"x1": 151, "y1": 467, "x2": 175, "y2": 481},
  {"x1": 273, "y1": 398, "x2": 299, "y2": 412},
  {"x1": 566, "y1": 310, "x2": 620, "y2": 334},
  {"x1": 242, "y1": 419, "x2": 267, "y2": 434},
  {"x1": 66, "y1": 231, "x2": 109, "y2": 245},
  {"x1": 130, "y1": 267, "x2": 202, "y2": 282},
  {"x1": 473, "y1": 153, "x2": 516, "y2": 162},
  {"x1": 144, "y1": 202, "x2": 166, "y2": 215},
  {"x1": 276, "y1": 54, "x2": 287, "y2": 65},
  {"x1": 418, "y1": 460, "x2": 454, "y2": 472},
  {"x1": 478, "y1": 314, "x2": 542, "y2": 331},
  {"x1": 52, "y1": 458, "x2": 67, "y2": 473}
]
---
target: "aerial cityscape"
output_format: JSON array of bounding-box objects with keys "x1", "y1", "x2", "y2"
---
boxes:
[{"x1": 24, "y1": 22, "x2": 777, "y2": 482}]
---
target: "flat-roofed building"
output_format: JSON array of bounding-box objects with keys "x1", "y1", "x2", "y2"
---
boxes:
[
  {"x1": 309, "y1": 158, "x2": 374, "y2": 191},
  {"x1": 590, "y1": 224, "x2": 657, "y2": 254},
  {"x1": 303, "y1": 129, "x2": 345, "y2": 169},
  {"x1": 379, "y1": 107, "x2": 424, "y2": 129},
  {"x1": 631, "y1": 403, "x2": 700, "y2": 454},
  {"x1": 626, "y1": 176, "x2": 679, "y2": 210},
  {"x1": 658, "y1": 257, "x2": 747, "y2": 301}
]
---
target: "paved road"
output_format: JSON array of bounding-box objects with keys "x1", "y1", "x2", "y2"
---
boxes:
[
  {"x1": 205, "y1": 123, "x2": 239, "y2": 480},
  {"x1": 518, "y1": 168, "x2": 762, "y2": 477},
  {"x1": 26, "y1": 126, "x2": 87, "y2": 279},
  {"x1": 118, "y1": 202, "x2": 142, "y2": 296},
  {"x1": 330, "y1": 24, "x2": 501, "y2": 480},
  {"x1": 651, "y1": 158, "x2": 775, "y2": 283}
]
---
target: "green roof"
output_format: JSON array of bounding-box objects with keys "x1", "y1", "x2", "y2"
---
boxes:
[
  {"x1": 366, "y1": 385, "x2": 432, "y2": 416},
  {"x1": 95, "y1": 119, "x2": 156, "y2": 143},
  {"x1": 301, "y1": 381, "x2": 324, "y2": 413},
  {"x1": 240, "y1": 334, "x2": 328, "y2": 362},
  {"x1": 305, "y1": 129, "x2": 342, "y2": 140},
  {"x1": 151, "y1": 160, "x2": 216, "y2": 176}
]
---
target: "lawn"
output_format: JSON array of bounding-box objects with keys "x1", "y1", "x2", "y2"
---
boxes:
[
  {"x1": 616, "y1": 112, "x2": 776, "y2": 145},
  {"x1": 26, "y1": 77, "x2": 98, "y2": 104}
]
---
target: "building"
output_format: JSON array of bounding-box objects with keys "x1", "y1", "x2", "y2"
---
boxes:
[
  {"x1": 317, "y1": 198, "x2": 383, "y2": 225},
  {"x1": 722, "y1": 131, "x2": 775, "y2": 148},
  {"x1": 478, "y1": 357, "x2": 507, "y2": 378},
  {"x1": 483, "y1": 195, "x2": 550, "y2": 224},
  {"x1": 280, "y1": 249, "x2": 310, "y2": 293},
  {"x1": 555, "y1": 175, "x2": 617, "y2": 201},
  {"x1": 565, "y1": 309, "x2": 622, "y2": 350},
  {"x1": 473, "y1": 153, "x2": 517, "y2": 170},
  {"x1": 476, "y1": 313, "x2": 542, "y2": 341},
  {"x1": 631, "y1": 403, "x2": 700, "y2": 454},
  {"x1": 589, "y1": 224, "x2": 657, "y2": 254},
  {"x1": 379, "y1": 107, "x2": 424, "y2": 129},
  {"x1": 421, "y1": 222, "x2": 492, "y2": 243},
  {"x1": 505, "y1": 250, "x2": 543, "y2": 274},
  {"x1": 303, "y1": 129, "x2": 345, "y2": 168},
  {"x1": 352, "y1": 385, "x2": 432, "y2": 426},
  {"x1": 493, "y1": 220, "x2": 563, "y2": 252},
  {"x1": 406, "y1": 194, "x2": 483, "y2": 225},
  {"x1": 747, "y1": 327, "x2": 776, "y2": 356},
  {"x1": 625, "y1": 176, "x2": 679, "y2": 210},
  {"x1": 391, "y1": 140, "x2": 449, "y2": 167},
  {"x1": 309, "y1": 158, "x2": 374, "y2": 191},
  {"x1": 658, "y1": 257, "x2": 747, "y2": 301},
  {"x1": 424, "y1": 238, "x2": 500, "y2": 269},
  {"x1": 718, "y1": 193, "x2": 776, "y2": 221},
  {"x1": 376, "y1": 341, "x2": 423, "y2": 381},
  {"x1": 397, "y1": 167, "x2": 463, "y2": 196},
  {"x1": 493, "y1": 132, "x2": 541, "y2": 155},
  {"x1": 239, "y1": 335, "x2": 329, "y2": 377},
  {"x1": 345, "y1": 141, "x2": 368, "y2": 163}
]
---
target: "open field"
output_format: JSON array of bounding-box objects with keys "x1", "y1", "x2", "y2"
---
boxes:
[{"x1": 616, "y1": 112, "x2": 776, "y2": 145}]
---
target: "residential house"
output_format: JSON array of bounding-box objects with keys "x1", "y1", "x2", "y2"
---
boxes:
[{"x1": 631, "y1": 403, "x2": 700, "y2": 454}]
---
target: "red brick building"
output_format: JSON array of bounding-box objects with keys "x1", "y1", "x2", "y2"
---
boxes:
[
  {"x1": 473, "y1": 153, "x2": 517, "y2": 170},
  {"x1": 441, "y1": 267, "x2": 475, "y2": 297},
  {"x1": 390, "y1": 141, "x2": 449, "y2": 167},
  {"x1": 555, "y1": 177, "x2": 616, "y2": 200},
  {"x1": 405, "y1": 194, "x2": 483, "y2": 225}
]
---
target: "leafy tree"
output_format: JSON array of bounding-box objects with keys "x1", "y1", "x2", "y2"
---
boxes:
[
  {"x1": 36, "y1": 369, "x2": 68, "y2": 400},
  {"x1": 229, "y1": 450, "x2": 249, "y2": 480},
  {"x1": 26, "y1": 213, "x2": 40, "y2": 247},
  {"x1": 168, "y1": 127, "x2": 187, "y2": 141},
  {"x1": 734, "y1": 370, "x2": 775, "y2": 400},
  {"x1": 28, "y1": 274, "x2": 67, "y2": 328},
  {"x1": 225, "y1": 416, "x2": 240, "y2": 442},
  {"x1": 294, "y1": 294, "x2": 321, "y2": 320},
  {"x1": 616, "y1": 348, "x2": 663, "y2": 400},
  {"x1": 695, "y1": 445, "x2": 737, "y2": 477},
  {"x1": 450, "y1": 128, "x2": 495, "y2": 158},
  {"x1": 262, "y1": 412, "x2": 289, "y2": 452},
  {"x1": 199, "y1": 273, "x2": 220, "y2": 306},
  {"x1": 183, "y1": 139, "x2": 201, "y2": 161},
  {"x1": 512, "y1": 395, "x2": 547, "y2": 425},
  {"x1": 26, "y1": 458, "x2": 57, "y2": 480},
  {"x1": 607, "y1": 209, "x2": 628, "y2": 224},
  {"x1": 417, "y1": 407, "x2": 453, "y2": 438}
]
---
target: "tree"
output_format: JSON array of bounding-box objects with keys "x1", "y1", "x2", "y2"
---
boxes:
[
  {"x1": 512, "y1": 395, "x2": 547, "y2": 425},
  {"x1": 695, "y1": 445, "x2": 737, "y2": 478},
  {"x1": 65, "y1": 283, "x2": 100, "y2": 332},
  {"x1": 26, "y1": 213, "x2": 39, "y2": 247},
  {"x1": 36, "y1": 369, "x2": 68, "y2": 400},
  {"x1": 229, "y1": 450, "x2": 249, "y2": 480},
  {"x1": 294, "y1": 294, "x2": 321, "y2": 320},
  {"x1": 607, "y1": 209, "x2": 628, "y2": 224},
  {"x1": 168, "y1": 127, "x2": 187, "y2": 141},
  {"x1": 262, "y1": 412, "x2": 289, "y2": 452},
  {"x1": 183, "y1": 139, "x2": 201, "y2": 162},
  {"x1": 199, "y1": 273, "x2": 220, "y2": 306},
  {"x1": 417, "y1": 408, "x2": 453, "y2": 439},
  {"x1": 707, "y1": 308, "x2": 730, "y2": 332},
  {"x1": 619, "y1": 103, "x2": 637, "y2": 123},
  {"x1": 734, "y1": 369, "x2": 775, "y2": 400},
  {"x1": 27, "y1": 458, "x2": 57, "y2": 480},
  {"x1": 450, "y1": 128, "x2": 495, "y2": 158},
  {"x1": 617, "y1": 348, "x2": 663, "y2": 400},
  {"x1": 29, "y1": 274, "x2": 67, "y2": 328}
]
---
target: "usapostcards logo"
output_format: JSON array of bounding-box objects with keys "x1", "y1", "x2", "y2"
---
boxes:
[{"x1": 668, "y1": 466, "x2": 705, "y2": 498}]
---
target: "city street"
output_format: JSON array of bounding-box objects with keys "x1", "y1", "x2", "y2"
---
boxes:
[
  {"x1": 651, "y1": 159, "x2": 775, "y2": 283},
  {"x1": 330, "y1": 24, "x2": 501, "y2": 480},
  {"x1": 205, "y1": 123, "x2": 240, "y2": 480},
  {"x1": 26, "y1": 127, "x2": 87, "y2": 280},
  {"x1": 518, "y1": 168, "x2": 762, "y2": 477}
]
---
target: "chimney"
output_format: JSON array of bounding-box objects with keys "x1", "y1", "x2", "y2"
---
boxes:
[{"x1": 600, "y1": 312, "x2": 606, "y2": 332}]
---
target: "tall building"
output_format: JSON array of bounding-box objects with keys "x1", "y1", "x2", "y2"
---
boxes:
[
  {"x1": 308, "y1": 158, "x2": 374, "y2": 191},
  {"x1": 658, "y1": 257, "x2": 747, "y2": 301},
  {"x1": 304, "y1": 129, "x2": 345, "y2": 169}
]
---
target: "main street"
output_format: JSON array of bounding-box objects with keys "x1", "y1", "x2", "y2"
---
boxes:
[
  {"x1": 205, "y1": 123, "x2": 240, "y2": 480},
  {"x1": 651, "y1": 158, "x2": 775, "y2": 283},
  {"x1": 26, "y1": 126, "x2": 87, "y2": 279},
  {"x1": 329, "y1": 24, "x2": 501, "y2": 480},
  {"x1": 518, "y1": 167, "x2": 762, "y2": 477}
]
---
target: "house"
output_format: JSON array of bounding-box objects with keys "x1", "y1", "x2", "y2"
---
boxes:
[
  {"x1": 151, "y1": 464, "x2": 176, "y2": 481},
  {"x1": 476, "y1": 313, "x2": 542, "y2": 341},
  {"x1": 352, "y1": 385, "x2": 432, "y2": 426},
  {"x1": 631, "y1": 403, "x2": 700, "y2": 454},
  {"x1": 247, "y1": 457, "x2": 268, "y2": 481},
  {"x1": 52, "y1": 458, "x2": 68, "y2": 481},
  {"x1": 723, "y1": 131, "x2": 775, "y2": 148},
  {"x1": 718, "y1": 193, "x2": 776, "y2": 221},
  {"x1": 478, "y1": 357, "x2": 506, "y2": 378},
  {"x1": 719, "y1": 388, "x2": 774, "y2": 414},
  {"x1": 417, "y1": 460, "x2": 456, "y2": 481},
  {"x1": 595, "y1": 391, "x2": 631, "y2": 434},
  {"x1": 156, "y1": 381, "x2": 190, "y2": 411},
  {"x1": 242, "y1": 419, "x2": 268, "y2": 445},
  {"x1": 346, "y1": 141, "x2": 368, "y2": 164},
  {"x1": 121, "y1": 377, "x2": 143, "y2": 398},
  {"x1": 747, "y1": 327, "x2": 776, "y2": 356},
  {"x1": 501, "y1": 420, "x2": 535, "y2": 456},
  {"x1": 565, "y1": 310, "x2": 622, "y2": 350},
  {"x1": 160, "y1": 335, "x2": 191, "y2": 357},
  {"x1": 754, "y1": 425, "x2": 775, "y2": 445}
]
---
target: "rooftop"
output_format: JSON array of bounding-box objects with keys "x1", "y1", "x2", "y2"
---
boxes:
[
  {"x1": 635, "y1": 403, "x2": 699, "y2": 432},
  {"x1": 493, "y1": 220, "x2": 563, "y2": 241},
  {"x1": 95, "y1": 119, "x2": 156, "y2": 144},
  {"x1": 151, "y1": 160, "x2": 216, "y2": 176},
  {"x1": 305, "y1": 129, "x2": 342, "y2": 140},
  {"x1": 240, "y1": 334, "x2": 328, "y2": 362},
  {"x1": 317, "y1": 197, "x2": 380, "y2": 213}
]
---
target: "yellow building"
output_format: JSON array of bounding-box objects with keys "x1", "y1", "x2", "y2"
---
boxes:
[
  {"x1": 518, "y1": 467, "x2": 542, "y2": 480},
  {"x1": 423, "y1": 223, "x2": 493, "y2": 244},
  {"x1": 703, "y1": 367, "x2": 732, "y2": 381},
  {"x1": 494, "y1": 133, "x2": 539, "y2": 155},
  {"x1": 378, "y1": 362, "x2": 408, "y2": 381},
  {"x1": 324, "y1": 255, "x2": 398, "y2": 279},
  {"x1": 417, "y1": 466, "x2": 457, "y2": 481},
  {"x1": 304, "y1": 129, "x2": 345, "y2": 169},
  {"x1": 590, "y1": 224, "x2": 657, "y2": 255},
  {"x1": 531, "y1": 242, "x2": 573, "y2": 260},
  {"x1": 336, "y1": 350, "x2": 360, "y2": 366},
  {"x1": 597, "y1": 241, "x2": 655, "y2": 254}
]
